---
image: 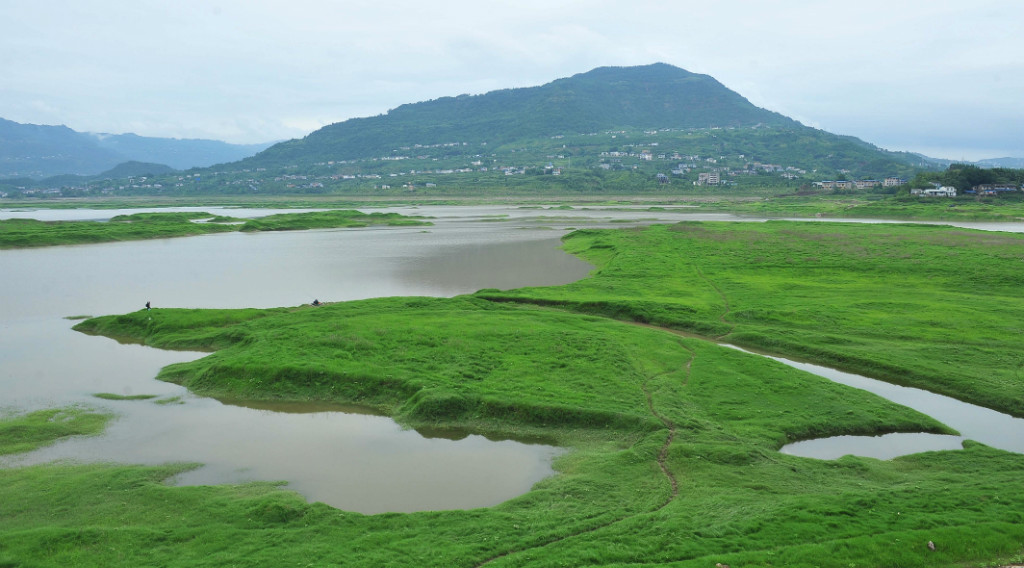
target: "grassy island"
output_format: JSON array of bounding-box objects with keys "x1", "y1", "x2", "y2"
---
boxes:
[
  {"x1": 4, "y1": 220, "x2": 1024, "y2": 567},
  {"x1": 0, "y1": 407, "x2": 111, "y2": 456},
  {"x1": 0, "y1": 209, "x2": 431, "y2": 249}
]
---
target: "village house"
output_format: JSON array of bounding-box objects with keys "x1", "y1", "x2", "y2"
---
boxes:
[
  {"x1": 697, "y1": 172, "x2": 720, "y2": 186},
  {"x1": 911, "y1": 186, "x2": 957, "y2": 197},
  {"x1": 814, "y1": 180, "x2": 854, "y2": 190},
  {"x1": 816, "y1": 177, "x2": 899, "y2": 190}
]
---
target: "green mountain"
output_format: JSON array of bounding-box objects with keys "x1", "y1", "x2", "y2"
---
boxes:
[
  {"x1": 234, "y1": 63, "x2": 935, "y2": 186},
  {"x1": 8, "y1": 64, "x2": 946, "y2": 197},
  {"x1": 248, "y1": 63, "x2": 798, "y2": 167}
]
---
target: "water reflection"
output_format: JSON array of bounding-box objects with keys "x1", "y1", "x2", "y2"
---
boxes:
[
  {"x1": 780, "y1": 432, "x2": 964, "y2": 461},
  {"x1": 8, "y1": 395, "x2": 562, "y2": 514}
]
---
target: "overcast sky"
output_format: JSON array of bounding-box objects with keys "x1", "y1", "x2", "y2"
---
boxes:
[{"x1": 3, "y1": 1, "x2": 1022, "y2": 161}]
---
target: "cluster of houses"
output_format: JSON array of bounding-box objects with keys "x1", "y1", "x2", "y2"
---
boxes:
[
  {"x1": 683, "y1": 162, "x2": 807, "y2": 186},
  {"x1": 814, "y1": 177, "x2": 907, "y2": 190},
  {"x1": 965, "y1": 183, "x2": 1022, "y2": 196},
  {"x1": 907, "y1": 183, "x2": 1022, "y2": 197}
]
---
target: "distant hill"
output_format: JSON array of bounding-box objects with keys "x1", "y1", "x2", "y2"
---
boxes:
[
  {"x1": 247, "y1": 63, "x2": 798, "y2": 167},
  {"x1": 13, "y1": 64, "x2": 1001, "y2": 197},
  {"x1": 0, "y1": 118, "x2": 273, "y2": 178},
  {"x1": 89, "y1": 133, "x2": 273, "y2": 171},
  {"x1": 99, "y1": 160, "x2": 177, "y2": 178},
  {"x1": 0, "y1": 118, "x2": 125, "y2": 178},
  {"x1": 977, "y1": 157, "x2": 1024, "y2": 169}
]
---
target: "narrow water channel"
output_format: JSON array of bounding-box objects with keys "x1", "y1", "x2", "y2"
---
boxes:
[{"x1": 733, "y1": 348, "x2": 1024, "y2": 459}]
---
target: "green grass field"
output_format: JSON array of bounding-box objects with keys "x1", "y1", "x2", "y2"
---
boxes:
[
  {"x1": 481, "y1": 221, "x2": 1024, "y2": 418},
  {"x1": 4, "y1": 220, "x2": 1024, "y2": 567}
]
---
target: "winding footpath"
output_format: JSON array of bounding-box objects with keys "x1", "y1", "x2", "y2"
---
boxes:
[
  {"x1": 472, "y1": 346, "x2": 695, "y2": 567},
  {"x1": 471, "y1": 275, "x2": 732, "y2": 567},
  {"x1": 694, "y1": 265, "x2": 735, "y2": 339}
]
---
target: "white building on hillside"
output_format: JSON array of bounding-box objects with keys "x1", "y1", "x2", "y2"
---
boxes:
[{"x1": 911, "y1": 186, "x2": 957, "y2": 197}]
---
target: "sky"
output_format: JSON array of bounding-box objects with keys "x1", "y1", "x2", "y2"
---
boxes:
[{"x1": 2, "y1": 0, "x2": 1022, "y2": 161}]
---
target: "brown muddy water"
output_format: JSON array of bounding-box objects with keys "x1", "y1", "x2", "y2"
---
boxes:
[
  {"x1": 4, "y1": 205, "x2": 1024, "y2": 511},
  {"x1": 0, "y1": 207, "x2": 604, "y2": 513}
]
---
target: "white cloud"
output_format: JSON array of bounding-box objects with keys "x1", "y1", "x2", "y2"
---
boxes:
[{"x1": 2, "y1": 0, "x2": 1023, "y2": 157}]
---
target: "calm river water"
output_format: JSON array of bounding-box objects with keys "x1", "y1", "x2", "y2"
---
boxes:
[{"x1": 2, "y1": 205, "x2": 1023, "y2": 512}]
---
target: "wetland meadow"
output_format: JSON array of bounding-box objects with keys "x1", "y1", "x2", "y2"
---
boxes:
[{"x1": 2, "y1": 204, "x2": 1024, "y2": 567}]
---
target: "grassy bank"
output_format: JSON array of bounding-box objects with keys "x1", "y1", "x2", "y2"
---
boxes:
[
  {"x1": 0, "y1": 209, "x2": 430, "y2": 249},
  {"x1": 481, "y1": 221, "x2": 1024, "y2": 418},
  {"x1": 6, "y1": 220, "x2": 1024, "y2": 566},
  {"x1": 236, "y1": 209, "x2": 429, "y2": 231},
  {"x1": 57, "y1": 295, "x2": 1024, "y2": 567},
  {"x1": 5, "y1": 437, "x2": 1020, "y2": 568},
  {"x1": 0, "y1": 407, "x2": 111, "y2": 456},
  {"x1": 72, "y1": 297, "x2": 948, "y2": 443}
]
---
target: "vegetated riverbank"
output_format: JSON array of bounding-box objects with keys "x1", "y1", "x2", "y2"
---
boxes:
[
  {"x1": 481, "y1": 221, "x2": 1024, "y2": 418},
  {"x1": 0, "y1": 210, "x2": 431, "y2": 248},
  {"x1": 6, "y1": 221, "x2": 1024, "y2": 567}
]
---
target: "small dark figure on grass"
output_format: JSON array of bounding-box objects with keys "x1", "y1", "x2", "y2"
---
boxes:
[{"x1": 145, "y1": 301, "x2": 151, "y2": 311}]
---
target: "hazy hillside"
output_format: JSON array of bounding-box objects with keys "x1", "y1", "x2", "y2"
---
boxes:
[
  {"x1": 0, "y1": 118, "x2": 272, "y2": 178},
  {"x1": 977, "y1": 157, "x2": 1024, "y2": 169},
  {"x1": 98, "y1": 160, "x2": 177, "y2": 178},
  {"x1": 0, "y1": 118, "x2": 125, "y2": 177},
  {"x1": 90, "y1": 133, "x2": 274, "y2": 171}
]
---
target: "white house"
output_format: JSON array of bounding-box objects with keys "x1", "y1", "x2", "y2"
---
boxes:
[{"x1": 911, "y1": 186, "x2": 957, "y2": 197}]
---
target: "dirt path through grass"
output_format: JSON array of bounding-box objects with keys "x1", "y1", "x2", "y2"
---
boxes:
[
  {"x1": 694, "y1": 265, "x2": 734, "y2": 339},
  {"x1": 473, "y1": 344, "x2": 694, "y2": 567}
]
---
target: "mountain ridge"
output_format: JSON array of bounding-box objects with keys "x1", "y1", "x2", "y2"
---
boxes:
[
  {"x1": 7, "y1": 64, "x2": 1020, "y2": 197},
  {"x1": 0, "y1": 118, "x2": 274, "y2": 178},
  {"x1": 246, "y1": 63, "x2": 799, "y2": 167}
]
